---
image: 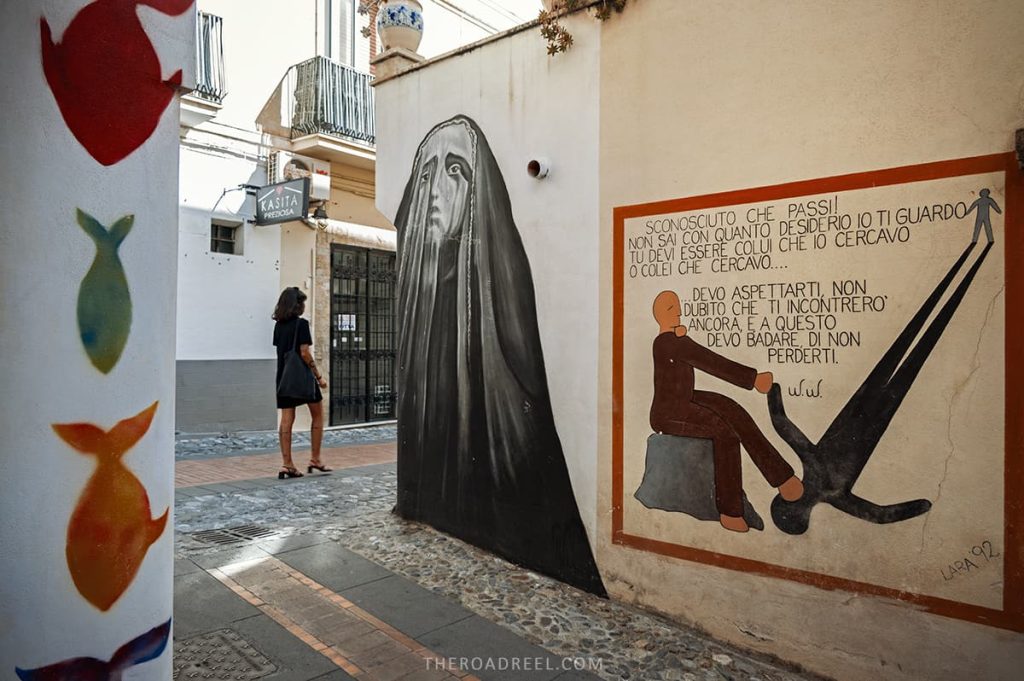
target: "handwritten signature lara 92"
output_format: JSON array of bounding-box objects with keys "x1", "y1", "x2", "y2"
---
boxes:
[{"x1": 941, "y1": 540, "x2": 1001, "y2": 581}]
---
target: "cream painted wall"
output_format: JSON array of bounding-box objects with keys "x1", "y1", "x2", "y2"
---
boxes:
[
  {"x1": 376, "y1": 12, "x2": 602, "y2": 542},
  {"x1": 0, "y1": 0, "x2": 193, "y2": 675},
  {"x1": 375, "y1": 1, "x2": 1024, "y2": 679},
  {"x1": 596, "y1": 2, "x2": 1024, "y2": 680}
]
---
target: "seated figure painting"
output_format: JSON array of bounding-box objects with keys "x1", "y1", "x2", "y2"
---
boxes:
[{"x1": 643, "y1": 290, "x2": 804, "y2": 533}]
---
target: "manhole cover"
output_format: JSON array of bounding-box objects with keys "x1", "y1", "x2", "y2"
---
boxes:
[
  {"x1": 173, "y1": 628, "x2": 277, "y2": 680},
  {"x1": 190, "y1": 525, "x2": 278, "y2": 545}
]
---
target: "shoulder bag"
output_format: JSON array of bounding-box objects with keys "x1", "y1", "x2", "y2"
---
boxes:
[{"x1": 277, "y1": 319, "x2": 318, "y2": 401}]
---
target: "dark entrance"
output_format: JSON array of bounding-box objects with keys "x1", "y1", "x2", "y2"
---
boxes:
[{"x1": 328, "y1": 244, "x2": 397, "y2": 425}]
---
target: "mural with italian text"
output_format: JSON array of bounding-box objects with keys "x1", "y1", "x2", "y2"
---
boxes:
[{"x1": 614, "y1": 155, "x2": 1021, "y2": 630}]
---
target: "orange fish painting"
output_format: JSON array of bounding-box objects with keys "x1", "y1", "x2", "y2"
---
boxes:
[{"x1": 52, "y1": 402, "x2": 168, "y2": 611}]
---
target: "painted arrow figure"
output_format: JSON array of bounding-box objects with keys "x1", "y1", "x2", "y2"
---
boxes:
[{"x1": 768, "y1": 242, "x2": 993, "y2": 534}]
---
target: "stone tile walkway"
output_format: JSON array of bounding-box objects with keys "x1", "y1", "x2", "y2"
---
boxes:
[
  {"x1": 174, "y1": 432, "x2": 824, "y2": 681},
  {"x1": 212, "y1": 555, "x2": 472, "y2": 680},
  {"x1": 175, "y1": 443, "x2": 397, "y2": 488},
  {"x1": 175, "y1": 425, "x2": 397, "y2": 460}
]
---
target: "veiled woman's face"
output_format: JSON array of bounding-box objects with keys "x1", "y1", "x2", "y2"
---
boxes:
[{"x1": 417, "y1": 124, "x2": 474, "y2": 238}]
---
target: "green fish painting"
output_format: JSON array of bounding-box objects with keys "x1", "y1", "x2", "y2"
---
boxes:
[{"x1": 76, "y1": 209, "x2": 133, "y2": 374}]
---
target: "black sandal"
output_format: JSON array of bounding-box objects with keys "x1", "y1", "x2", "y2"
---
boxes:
[
  {"x1": 278, "y1": 466, "x2": 304, "y2": 479},
  {"x1": 307, "y1": 462, "x2": 333, "y2": 474}
]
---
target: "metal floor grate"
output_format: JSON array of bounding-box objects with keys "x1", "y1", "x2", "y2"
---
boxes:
[
  {"x1": 173, "y1": 628, "x2": 276, "y2": 680},
  {"x1": 189, "y1": 525, "x2": 278, "y2": 546}
]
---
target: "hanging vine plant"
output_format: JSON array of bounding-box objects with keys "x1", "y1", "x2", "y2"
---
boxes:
[
  {"x1": 539, "y1": 0, "x2": 629, "y2": 55},
  {"x1": 357, "y1": 0, "x2": 631, "y2": 54},
  {"x1": 357, "y1": 1, "x2": 382, "y2": 38}
]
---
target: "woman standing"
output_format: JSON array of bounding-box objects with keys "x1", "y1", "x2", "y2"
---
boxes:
[{"x1": 272, "y1": 287, "x2": 330, "y2": 479}]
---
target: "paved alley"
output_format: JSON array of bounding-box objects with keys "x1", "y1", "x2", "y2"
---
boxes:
[{"x1": 173, "y1": 429, "x2": 822, "y2": 681}]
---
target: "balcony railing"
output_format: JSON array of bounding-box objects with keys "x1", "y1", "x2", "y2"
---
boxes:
[
  {"x1": 193, "y1": 12, "x2": 227, "y2": 103},
  {"x1": 288, "y1": 57, "x2": 375, "y2": 146}
]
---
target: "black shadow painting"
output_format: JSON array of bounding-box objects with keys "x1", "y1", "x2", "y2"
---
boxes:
[
  {"x1": 768, "y1": 242, "x2": 993, "y2": 534},
  {"x1": 393, "y1": 115, "x2": 605, "y2": 596}
]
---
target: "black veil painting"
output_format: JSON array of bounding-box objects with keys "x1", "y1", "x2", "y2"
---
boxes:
[{"x1": 394, "y1": 115, "x2": 605, "y2": 596}]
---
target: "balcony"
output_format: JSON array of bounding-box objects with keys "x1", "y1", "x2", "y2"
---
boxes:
[
  {"x1": 258, "y1": 57, "x2": 375, "y2": 169},
  {"x1": 181, "y1": 12, "x2": 227, "y2": 127}
]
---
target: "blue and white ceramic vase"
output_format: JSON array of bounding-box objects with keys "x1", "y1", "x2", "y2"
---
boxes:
[{"x1": 377, "y1": 0, "x2": 424, "y2": 53}]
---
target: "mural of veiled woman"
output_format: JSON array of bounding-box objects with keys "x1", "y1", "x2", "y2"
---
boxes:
[{"x1": 394, "y1": 116, "x2": 605, "y2": 595}]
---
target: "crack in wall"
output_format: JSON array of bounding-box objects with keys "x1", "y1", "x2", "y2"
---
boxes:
[{"x1": 919, "y1": 282, "x2": 1003, "y2": 549}]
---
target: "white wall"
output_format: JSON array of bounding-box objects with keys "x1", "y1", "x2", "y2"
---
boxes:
[
  {"x1": 177, "y1": 136, "x2": 282, "y2": 360},
  {"x1": 0, "y1": 0, "x2": 193, "y2": 675},
  {"x1": 376, "y1": 12, "x2": 602, "y2": 540},
  {"x1": 375, "y1": 1, "x2": 1024, "y2": 679}
]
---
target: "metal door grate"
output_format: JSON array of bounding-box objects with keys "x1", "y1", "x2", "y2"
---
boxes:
[{"x1": 329, "y1": 245, "x2": 396, "y2": 425}]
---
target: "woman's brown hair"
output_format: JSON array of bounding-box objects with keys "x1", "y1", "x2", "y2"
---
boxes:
[{"x1": 273, "y1": 287, "x2": 307, "y2": 322}]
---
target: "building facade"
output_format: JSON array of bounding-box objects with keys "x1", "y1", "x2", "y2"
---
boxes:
[
  {"x1": 374, "y1": 2, "x2": 1024, "y2": 680},
  {"x1": 176, "y1": 0, "x2": 540, "y2": 433}
]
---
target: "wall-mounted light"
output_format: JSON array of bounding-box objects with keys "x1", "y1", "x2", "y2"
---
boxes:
[{"x1": 527, "y1": 158, "x2": 550, "y2": 179}]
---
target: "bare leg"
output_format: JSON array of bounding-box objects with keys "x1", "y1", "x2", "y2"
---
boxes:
[
  {"x1": 308, "y1": 401, "x2": 324, "y2": 466},
  {"x1": 279, "y1": 408, "x2": 296, "y2": 470}
]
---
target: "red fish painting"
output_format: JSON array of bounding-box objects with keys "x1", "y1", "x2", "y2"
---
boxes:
[
  {"x1": 40, "y1": 0, "x2": 195, "y2": 166},
  {"x1": 52, "y1": 402, "x2": 168, "y2": 611}
]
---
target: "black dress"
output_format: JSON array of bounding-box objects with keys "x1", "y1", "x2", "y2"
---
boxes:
[{"x1": 273, "y1": 317, "x2": 323, "y2": 409}]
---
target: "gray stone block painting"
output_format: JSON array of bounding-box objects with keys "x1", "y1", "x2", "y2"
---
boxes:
[{"x1": 634, "y1": 434, "x2": 765, "y2": 530}]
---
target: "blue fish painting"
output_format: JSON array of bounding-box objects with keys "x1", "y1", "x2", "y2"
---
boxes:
[
  {"x1": 76, "y1": 209, "x2": 133, "y2": 373},
  {"x1": 15, "y1": 618, "x2": 170, "y2": 680}
]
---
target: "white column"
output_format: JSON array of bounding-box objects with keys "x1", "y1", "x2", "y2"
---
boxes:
[{"x1": 0, "y1": 1, "x2": 195, "y2": 677}]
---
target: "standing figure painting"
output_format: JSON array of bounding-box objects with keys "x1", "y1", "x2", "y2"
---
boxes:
[{"x1": 394, "y1": 116, "x2": 605, "y2": 595}]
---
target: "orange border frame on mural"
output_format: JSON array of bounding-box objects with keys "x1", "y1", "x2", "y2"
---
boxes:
[{"x1": 611, "y1": 153, "x2": 1023, "y2": 632}]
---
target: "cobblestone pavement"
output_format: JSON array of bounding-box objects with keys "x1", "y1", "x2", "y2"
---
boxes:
[
  {"x1": 175, "y1": 424, "x2": 397, "y2": 459},
  {"x1": 176, "y1": 465, "x2": 823, "y2": 681}
]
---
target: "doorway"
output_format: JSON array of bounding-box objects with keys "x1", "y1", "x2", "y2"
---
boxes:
[{"x1": 328, "y1": 244, "x2": 396, "y2": 425}]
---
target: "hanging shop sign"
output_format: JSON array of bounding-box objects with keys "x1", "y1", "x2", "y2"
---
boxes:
[{"x1": 255, "y1": 177, "x2": 310, "y2": 225}]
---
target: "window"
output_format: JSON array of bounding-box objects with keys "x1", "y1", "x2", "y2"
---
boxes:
[
  {"x1": 323, "y1": 0, "x2": 371, "y2": 71},
  {"x1": 210, "y1": 220, "x2": 242, "y2": 255}
]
